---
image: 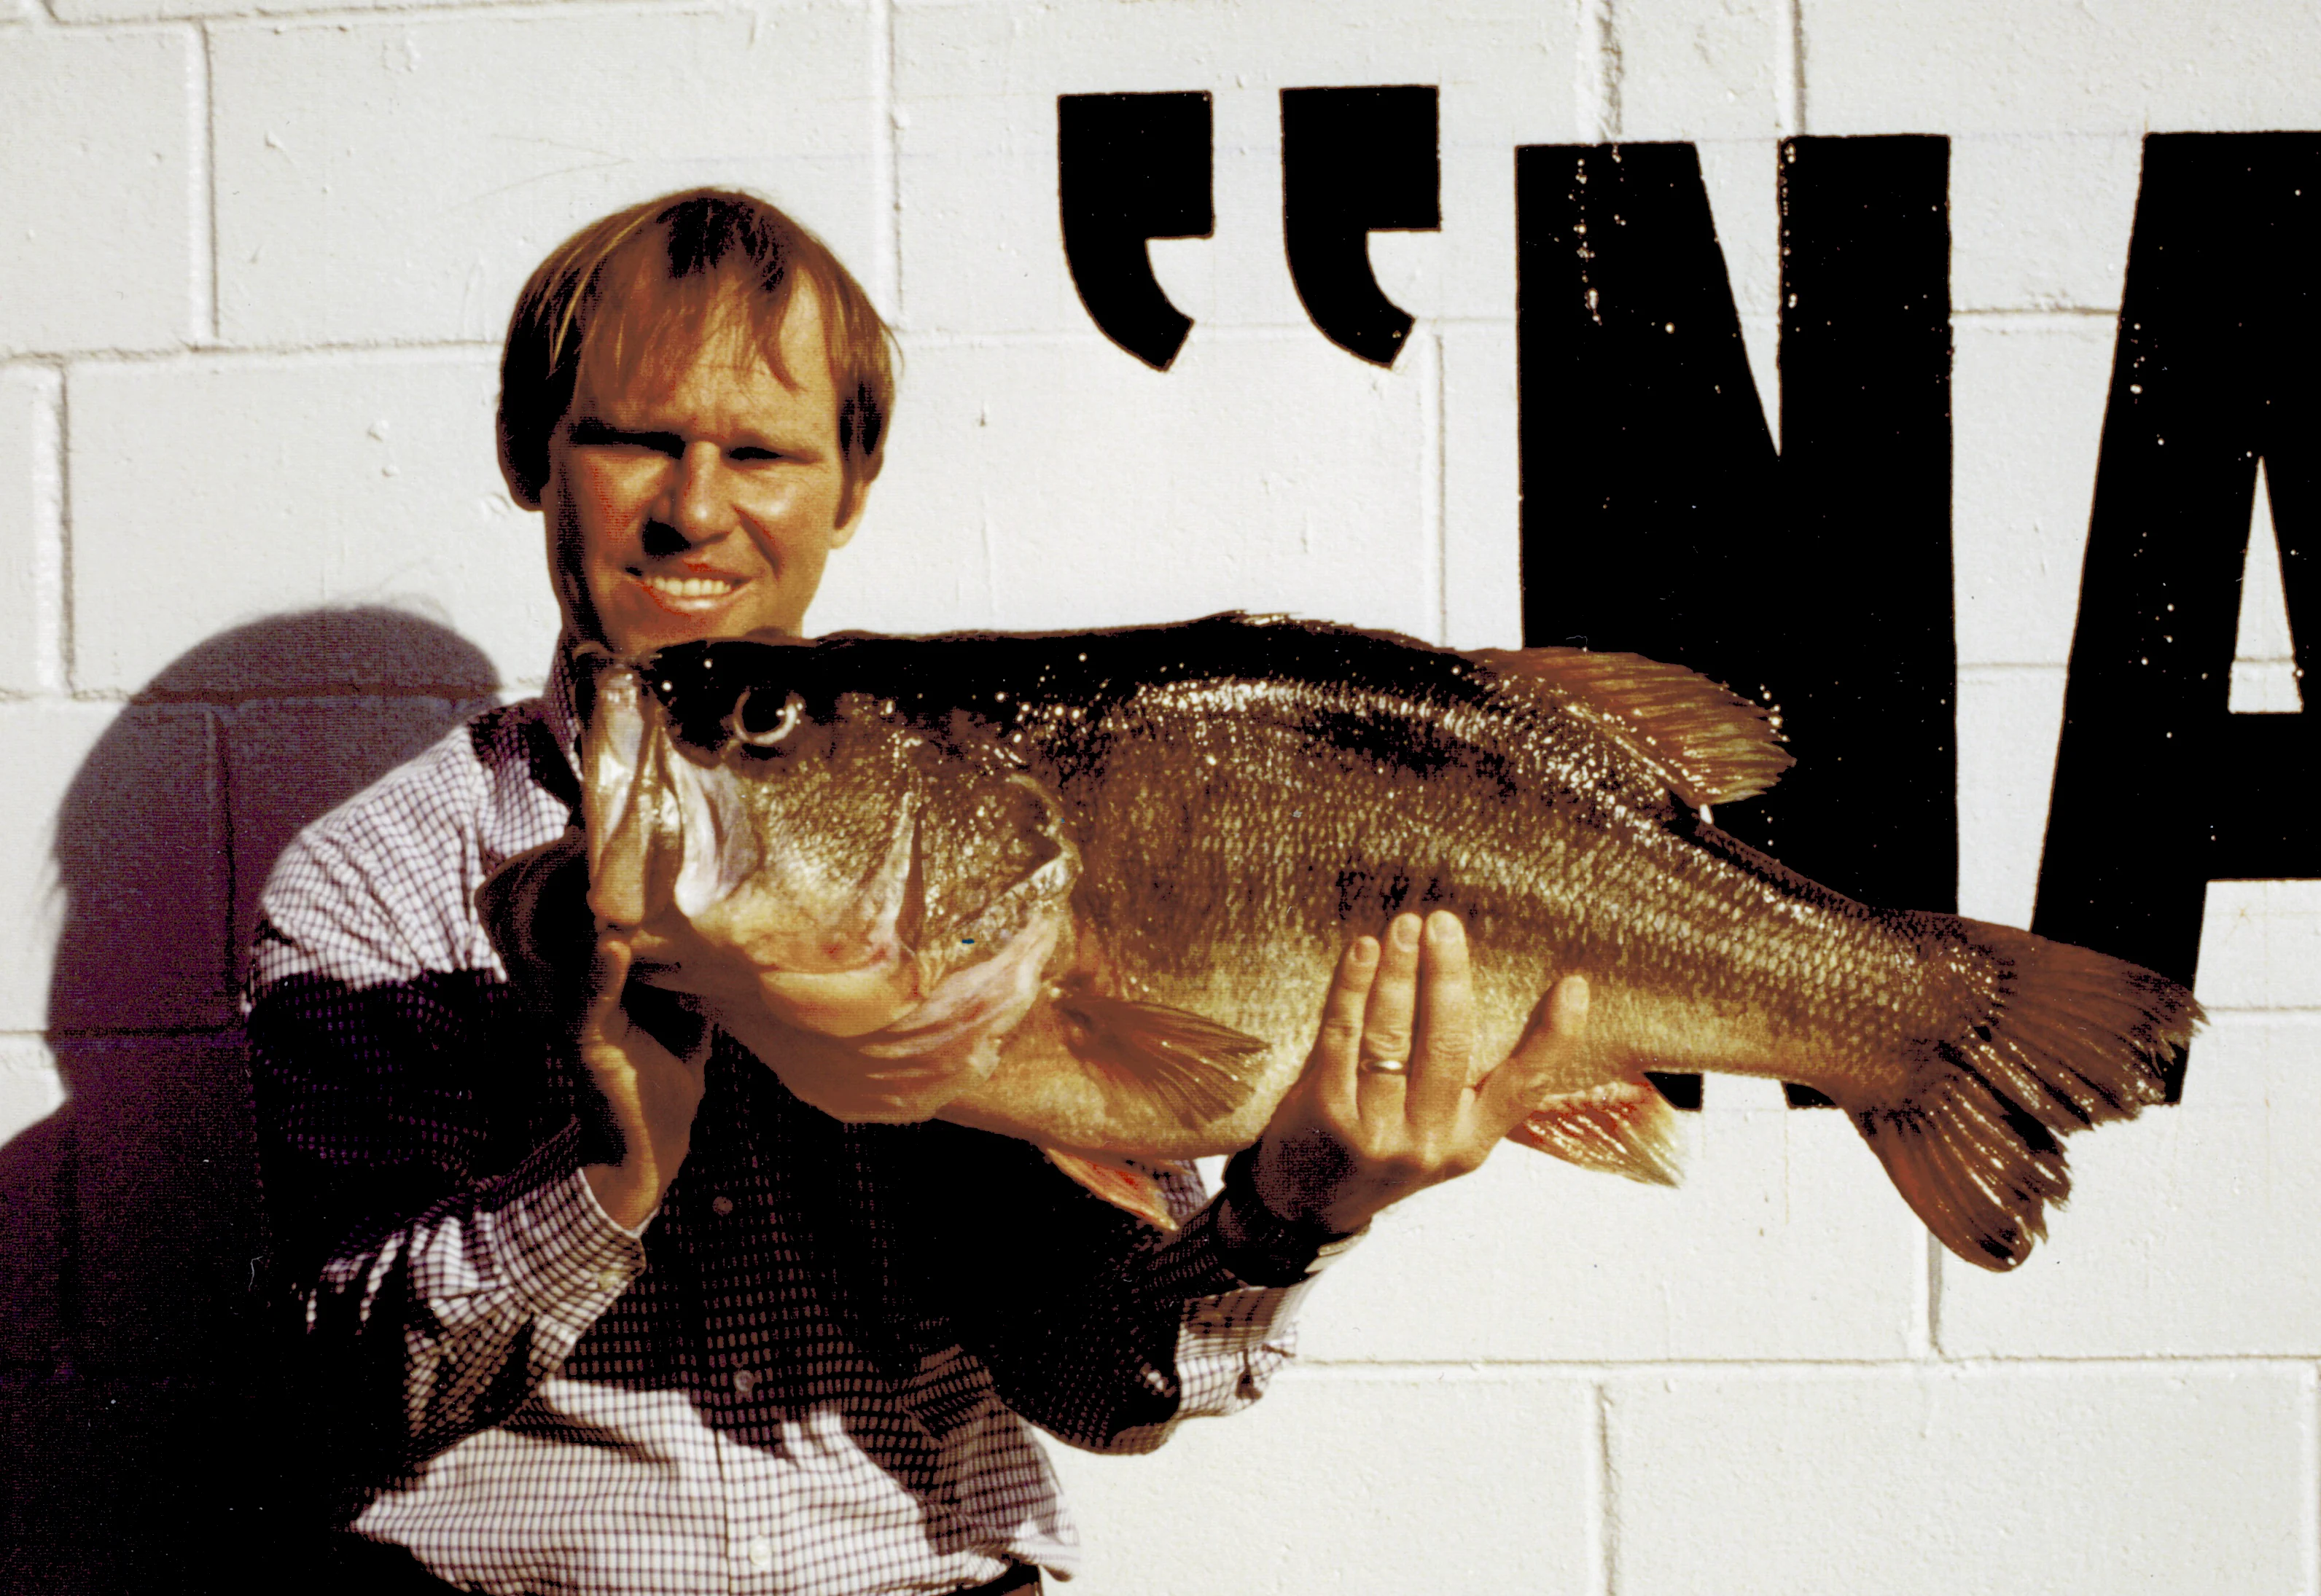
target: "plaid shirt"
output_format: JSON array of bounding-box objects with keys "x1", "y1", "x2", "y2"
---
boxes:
[{"x1": 245, "y1": 652, "x2": 1329, "y2": 1596}]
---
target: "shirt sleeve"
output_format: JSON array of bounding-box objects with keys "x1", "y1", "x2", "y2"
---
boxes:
[
  {"x1": 245, "y1": 786, "x2": 639, "y2": 1479},
  {"x1": 941, "y1": 1155, "x2": 1354, "y2": 1457}
]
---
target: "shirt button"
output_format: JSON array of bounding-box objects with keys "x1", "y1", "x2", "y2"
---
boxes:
[
  {"x1": 594, "y1": 1267, "x2": 624, "y2": 1291},
  {"x1": 711, "y1": 1195, "x2": 735, "y2": 1216},
  {"x1": 745, "y1": 1537, "x2": 773, "y2": 1571},
  {"x1": 733, "y1": 1368, "x2": 756, "y2": 1396}
]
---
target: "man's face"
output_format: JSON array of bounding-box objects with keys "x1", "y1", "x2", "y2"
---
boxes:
[{"x1": 543, "y1": 287, "x2": 865, "y2": 657}]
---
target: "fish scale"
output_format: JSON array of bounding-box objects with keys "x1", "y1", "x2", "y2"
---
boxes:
[{"x1": 481, "y1": 614, "x2": 2200, "y2": 1271}]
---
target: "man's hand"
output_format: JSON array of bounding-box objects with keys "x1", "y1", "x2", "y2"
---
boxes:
[
  {"x1": 1250, "y1": 910, "x2": 1591, "y2": 1237},
  {"x1": 580, "y1": 932, "x2": 712, "y2": 1231}
]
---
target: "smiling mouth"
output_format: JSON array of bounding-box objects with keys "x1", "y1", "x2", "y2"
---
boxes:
[{"x1": 635, "y1": 571, "x2": 746, "y2": 603}]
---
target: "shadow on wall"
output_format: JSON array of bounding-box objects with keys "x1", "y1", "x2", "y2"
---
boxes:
[{"x1": 0, "y1": 609, "x2": 501, "y2": 1595}]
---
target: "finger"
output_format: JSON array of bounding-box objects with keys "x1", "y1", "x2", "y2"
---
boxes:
[
  {"x1": 1403, "y1": 911, "x2": 1480, "y2": 1132},
  {"x1": 1356, "y1": 913, "x2": 1422, "y2": 1117},
  {"x1": 585, "y1": 932, "x2": 637, "y2": 1037},
  {"x1": 1306, "y1": 935, "x2": 1381, "y2": 1119},
  {"x1": 1475, "y1": 974, "x2": 1592, "y2": 1133}
]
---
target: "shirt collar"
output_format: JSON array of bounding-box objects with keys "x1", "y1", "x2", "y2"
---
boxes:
[{"x1": 542, "y1": 636, "x2": 586, "y2": 776}]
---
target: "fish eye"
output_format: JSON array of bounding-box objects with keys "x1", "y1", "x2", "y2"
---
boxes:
[{"x1": 730, "y1": 687, "x2": 804, "y2": 748}]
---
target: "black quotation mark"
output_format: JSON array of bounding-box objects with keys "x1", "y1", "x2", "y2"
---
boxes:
[{"x1": 1059, "y1": 87, "x2": 1440, "y2": 370}]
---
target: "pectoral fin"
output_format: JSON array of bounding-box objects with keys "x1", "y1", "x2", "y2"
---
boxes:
[
  {"x1": 1053, "y1": 992, "x2": 1273, "y2": 1124},
  {"x1": 1505, "y1": 1076, "x2": 1685, "y2": 1187},
  {"x1": 1044, "y1": 1148, "x2": 1179, "y2": 1231}
]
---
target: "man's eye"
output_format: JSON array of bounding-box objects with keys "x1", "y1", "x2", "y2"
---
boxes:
[
  {"x1": 730, "y1": 446, "x2": 784, "y2": 463},
  {"x1": 569, "y1": 423, "x2": 682, "y2": 458}
]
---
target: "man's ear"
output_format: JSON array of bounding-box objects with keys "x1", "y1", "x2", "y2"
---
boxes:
[{"x1": 829, "y1": 477, "x2": 871, "y2": 549}]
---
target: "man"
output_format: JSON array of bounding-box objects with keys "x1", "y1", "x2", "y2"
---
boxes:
[{"x1": 246, "y1": 188, "x2": 1589, "y2": 1595}]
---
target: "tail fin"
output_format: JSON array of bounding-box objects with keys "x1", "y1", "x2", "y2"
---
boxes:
[{"x1": 1852, "y1": 920, "x2": 2201, "y2": 1272}]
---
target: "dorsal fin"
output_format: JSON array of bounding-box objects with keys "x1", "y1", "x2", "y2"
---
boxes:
[{"x1": 1468, "y1": 647, "x2": 1793, "y2": 809}]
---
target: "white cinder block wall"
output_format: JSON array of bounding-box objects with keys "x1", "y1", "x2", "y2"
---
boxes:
[{"x1": 1, "y1": 1, "x2": 2314, "y2": 1591}]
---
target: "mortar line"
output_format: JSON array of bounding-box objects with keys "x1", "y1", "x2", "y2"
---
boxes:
[
  {"x1": 1774, "y1": 0, "x2": 1805, "y2": 138},
  {"x1": 1594, "y1": 1382, "x2": 1619, "y2": 1596},
  {"x1": 1925, "y1": 1233, "x2": 1946, "y2": 1358},
  {"x1": 192, "y1": 21, "x2": 219, "y2": 345},
  {"x1": 104, "y1": 0, "x2": 735, "y2": 29},
  {"x1": 209, "y1": 704, "x2": 237, "y2": 1000},
  {"x1": 2305, "y1": 1361, "x2": 2319, "y2": 1596},
  {"x1": 52, "y1": 365, "x2": 75, "y2": 692},
  {"x1": 871, "y1": 0, "x2": 900, "y2": 326},
  {"x1": 1575, "y1": 0, "x2": 1620, "y2": 144},
  {"x1": 31, "y1": 365, "x2": 66, "y2": 695},
  {"x1": 1292, "y1": 1354, "x2": 2321, "y2": 1373},
  {"x1": 1954, "y1": 304, "x2": 2121, "y2": 321}
]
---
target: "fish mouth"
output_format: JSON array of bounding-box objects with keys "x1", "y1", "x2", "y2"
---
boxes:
[{"x1": 581, "y1": 663, "x2": 656, "y2": 928}]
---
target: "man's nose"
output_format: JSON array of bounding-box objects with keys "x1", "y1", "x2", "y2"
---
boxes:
[{"x1": 656, "y1": 442, "x2": 739, "y2": 545}]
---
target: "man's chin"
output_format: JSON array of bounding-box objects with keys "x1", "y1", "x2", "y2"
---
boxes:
[{"x1": 599, "y1": 601, "x2": 803, "y2": 657}]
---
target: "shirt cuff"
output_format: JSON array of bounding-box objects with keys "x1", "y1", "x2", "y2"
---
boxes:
[
  {"x1": 479, "y1": 1129, "x2": 652, "y2": 1323},
  {"x1": 1204, "y1": 1144, "x2": 1368, "y2": 1288}
]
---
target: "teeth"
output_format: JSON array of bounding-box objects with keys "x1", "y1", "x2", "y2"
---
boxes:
[{"x1": 640, "y1": 575, "x2": 741, "y2": 598}]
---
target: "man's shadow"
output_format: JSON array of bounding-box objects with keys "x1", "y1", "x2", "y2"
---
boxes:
[{"x1": 0, "y1": 609, "x2": 501, "y2": 1595}]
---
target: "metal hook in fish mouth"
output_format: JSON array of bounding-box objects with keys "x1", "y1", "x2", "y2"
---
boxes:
[{"x1": 729, "y1": 686, "x2": 803, "y2": 748}]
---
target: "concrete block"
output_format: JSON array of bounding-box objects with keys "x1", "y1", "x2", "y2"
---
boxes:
[
  {"x1": 0, "y1": 1038, "x2": 62, "y2": 1149},
  {"x1": 1440, "y1": 321, "x2": 1519, "y2": 651},
  {"x1": 60, "y1": 0, "x2": 465, "y2": 21},
  {"x1": 225, "y1": 696, "x2": 475, "y2": 967},
  {"x1": 0, "y1": 704, "x2": 104, "y2": 1035},
  {"x1": 1049, "y1": 1369, "x2": 1595, "y2": 1596},
  {"x1": 1954, "y1": 662, "x2": 2067, "y2": 932},
  {"x1": 1301, "y1": 1078, "x2": 1923, "y2": 1364},
  {"x1": 1694, "y1": 139, "x2": 1785, "y2": 326},
  {"x1": 1951, "y1": 135, "x2": 2142, "y2": 313},
  {"x1": 1953, "y1": 316, "x2": 2114, "y2": 668},
  {"x1": 0, "y1": 1376, "x2": 285, "y2": 1589},
  {"x1": 894, "y1": 0, "x2": 1575, "y2": 340},
  {"x1": 56, "y1": 1034, "x2": 257, "y2": 1373},
  {"x1": 0, "y1": 1068, "x2": 71, "y2": 1366},
  {"x1": 2234, "y1": 461, "x2": 2303, "y2": 713},
  {"x1": 815, "y1": 334, "x2": 1435, "y2": 638},
  {"x1": 1610, "y1": 1364, "x2": 2312, "y2": 1596},
  {"x1": 2196, "y1": 880, "x2": 2321, "y2": 1012},
  {"x1": 133, "y1": 603, "x2": 507, "y2": 703},
  {"x1": 213, "y1": 4, "x2": 878, "y2": 347},
  {"x1": 67, "y1": 353, "x2": 549, "y2": 697},
  {"x1": 0, "y1": 30, "x2": 195, "y2": 356},
  {"x1": 0, "y1": 365, "x2": 57, "y2": 692},
  {"x1": 1938, "y1": 1012, "x2": 2321, "y2": 1357},
  {"x1": 1803, "y1": 0, "x2": 2321, "y2": 134},
  {"x1": 1612, "y1": 0, "x2": 1786, "y2": 142},
  {"x1": 0, "y1": 701, "x2": 228, "y2": 1036},
  {"x1": 45, "y1": 705, "x2": 234, "y2": 1034}
]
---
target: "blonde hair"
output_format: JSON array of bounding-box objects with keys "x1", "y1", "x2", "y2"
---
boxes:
[{"x1": 497, "y1": 189, "x2": 896, "y2": 523}]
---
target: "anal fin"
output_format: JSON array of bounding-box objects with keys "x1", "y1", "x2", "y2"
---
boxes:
[
  {"x1": 1505, "y1": 1077, "x2": 1685, "y2": 1187},
  {"x1": 1045, "y1": 1148, "x2": 1179, "y2": 1231},
  {"x1": 1053, "y1": 992, "x2": 1272, "y2": 1123}
]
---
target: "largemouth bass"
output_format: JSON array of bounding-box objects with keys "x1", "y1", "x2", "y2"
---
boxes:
[{"x1": 483, "y1": 614, "x2": 2198, "y2": 1271}]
